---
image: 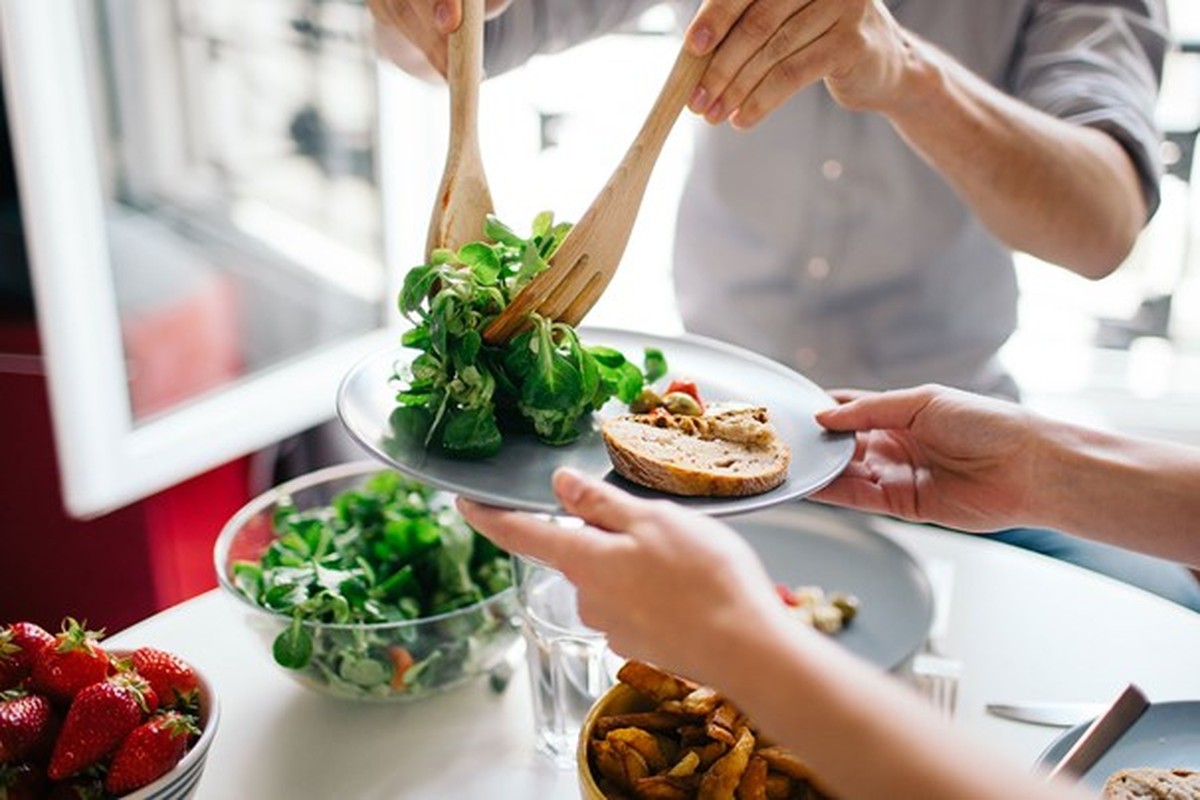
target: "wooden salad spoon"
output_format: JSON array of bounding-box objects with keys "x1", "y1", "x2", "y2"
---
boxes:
[
  {"x1": 426, "y1": 0, "x2": 493, "y2": 257},
  {"x1": 482, "y1": 45, "x2": 713, "y2": 344}
]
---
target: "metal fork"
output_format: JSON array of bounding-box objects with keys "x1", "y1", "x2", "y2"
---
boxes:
[
  {"x1": 912, "y1": 651, "x2": 962, "y2": 717},
  {"x1": 910, "y1": 559, "x2": 962, "y2": 718}
]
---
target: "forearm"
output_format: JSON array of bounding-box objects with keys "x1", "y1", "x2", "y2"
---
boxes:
[
  {"x1": 707, "y1": 616, "x2": 1087, "y2": 800},
  {"x1": 1034, "y1": 422, "x2": 1200, "y2": 567},
  {"x1": 882, "y1": 36, "x2": 1145, "y2": 278}
]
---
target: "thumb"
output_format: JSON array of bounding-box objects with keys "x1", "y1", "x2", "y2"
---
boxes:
[
  {"x1": 815, "y1": 386, "x2": 935, "y2": 433},
  {"x1": 553, "y1": 468, "x2": 646, "y2": 534}
]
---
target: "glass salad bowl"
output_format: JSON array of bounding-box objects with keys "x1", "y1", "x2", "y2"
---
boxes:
[{"x1": 213, "y1": 461, "x2": 521, "y2": 702}]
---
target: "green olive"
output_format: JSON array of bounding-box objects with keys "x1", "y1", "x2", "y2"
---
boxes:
[
  {"x1": 629, "y1": 388, "x2": 663, "y2": 414},
  {"x1": 662, "y1": 391, "x2": 704, "y2": 416},
  {"x1": 830, "y1": 592, "x2": 860, "y2": 623}
]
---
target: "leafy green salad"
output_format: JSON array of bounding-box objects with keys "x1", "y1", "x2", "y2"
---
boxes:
[
  {"x1": 230, "y1": 470, "x2": 519, "y2": 700},
  {"x1": 392, "y1": 212, "x2": 667, "y2": 458}
]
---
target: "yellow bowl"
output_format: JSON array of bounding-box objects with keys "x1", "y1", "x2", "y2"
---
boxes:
[{"x1": 576, "y1": 682, "x2": 655, "y2": 800}]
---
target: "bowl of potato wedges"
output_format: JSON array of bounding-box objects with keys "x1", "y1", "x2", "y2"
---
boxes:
[{"x1": 578, "y1": 660, "x2": 837, "y2": 800}]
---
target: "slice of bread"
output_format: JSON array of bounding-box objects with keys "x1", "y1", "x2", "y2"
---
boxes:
[
  {"x1": 600, "y1": 406, "x2": 790, "y2": 497},
  {"x1": 1103, "y1": 768, "x2": 1200, "y2": 799}
]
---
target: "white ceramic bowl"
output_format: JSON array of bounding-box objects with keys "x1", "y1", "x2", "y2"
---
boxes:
[{"x1": 115, "y1": 650, "x2": 220, "y2": 800}]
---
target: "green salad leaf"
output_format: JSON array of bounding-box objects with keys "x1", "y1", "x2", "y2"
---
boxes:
[
  {"x1": 393, "y1": 212, "x2": 666, "y2": 458},
  {"x1": 231, "y1": 471, "x2": 517, "y2": 697}
]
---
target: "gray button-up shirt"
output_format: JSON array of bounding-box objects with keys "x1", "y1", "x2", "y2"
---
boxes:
[{"x1": 486, "y1": 0, "x2": 1168, "y2": 398}]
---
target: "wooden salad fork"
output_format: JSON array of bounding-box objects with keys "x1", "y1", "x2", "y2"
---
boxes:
[
  {"x1": 426, "y1": 0, "x2": 493, "y2": 256},
  {"x1": 482, "y1": 45, "x2": 713, "y2": 344}
]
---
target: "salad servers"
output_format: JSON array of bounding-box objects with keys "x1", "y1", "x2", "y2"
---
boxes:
[
  {"x1": 483, "y1": 44, "x2": 713, "y2": 344},
  {"x1": 1045, "y1": 683, "x2": 1149, "y2": 781},
  {"x1": 426, "y1": 0, "x2": 493, "y2": 257}
]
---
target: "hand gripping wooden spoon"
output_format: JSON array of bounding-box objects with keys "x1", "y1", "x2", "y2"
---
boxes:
[
  {"x1": 482, "y1": 45, "x2": 712, "y2": 344},
  {"x1": 426, "y1": 0, "x2": 493, "y2": 257}
]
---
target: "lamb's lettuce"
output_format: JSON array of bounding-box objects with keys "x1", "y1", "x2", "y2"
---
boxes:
[
  {"x1": 231, "y1": 471, "x2": 518, "y2": 698},
  {"x1": 393, "y1": 212, "x2": 666, "y2": 458}
]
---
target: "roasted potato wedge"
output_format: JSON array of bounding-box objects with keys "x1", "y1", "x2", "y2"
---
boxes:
[{"x1": 585, "y1": 662, "x2": 837, "y2": 800}]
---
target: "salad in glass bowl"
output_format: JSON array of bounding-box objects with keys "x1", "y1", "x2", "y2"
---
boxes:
[{"x1": 213, "y1": 462, "x2": 520, "y2": 702}]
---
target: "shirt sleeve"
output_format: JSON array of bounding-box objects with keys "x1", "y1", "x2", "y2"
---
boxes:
[
  {"x1": 1009, "y1": 0, "x2": 1170, "y2": 219},
  {"x1": 483, "y1": 0, "x2": 680, "y2": 76}
]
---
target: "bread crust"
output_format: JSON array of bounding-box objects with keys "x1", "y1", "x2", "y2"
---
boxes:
[
  {"x1": 600, "y1": 408, "x2": 790, "y2": 497},
  {"x1": 1103, "y1": 767, "x2": 1200, "y2": 799}
]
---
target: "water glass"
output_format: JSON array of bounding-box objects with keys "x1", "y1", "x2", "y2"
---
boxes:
[{"x1": 514, "y1": 555, "x2": 615, "y2": 767}]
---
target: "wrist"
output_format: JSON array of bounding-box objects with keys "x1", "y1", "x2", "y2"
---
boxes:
[
  {"x1": 878, "y1": 32, "x2": 950, "y2": 121},
  {"x1": 1028, "y1": 417, "x2": 1116, "y2": 535}
]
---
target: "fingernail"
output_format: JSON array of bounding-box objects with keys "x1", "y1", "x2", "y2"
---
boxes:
[
  {"x1": 554, "y1": 467, "x2": 586, "y2": 505},
  {"x1": 689, "y1": 26, "x2": 712, "y2": 54},
  {"x1": 434, "y1": 2, "x2": 452, "y2": 30},
  {"x1": 705, "y1": 101, "x2": 725, "y2": 123},
  {"x1": 690, "y1": 86, "x2": 709, "y2": 112},
  {"x1": 729, "y1": 109, "x2": 749, "y2": 130},
  {"x1": 814, "y1": 407, "x2": 842, "y2": 424}
]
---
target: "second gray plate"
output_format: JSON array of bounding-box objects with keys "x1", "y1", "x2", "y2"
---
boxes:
[
  {"x1": 732, "y1": 502, "x2": 934, "y2": 671},
  {"x1": 337, "y1": 327, "x2": 854, "y2": 516}
]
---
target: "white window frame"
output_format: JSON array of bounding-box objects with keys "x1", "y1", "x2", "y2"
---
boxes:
[{"x1": 0, "y1": 0, "x2": 439, "y2": 517}]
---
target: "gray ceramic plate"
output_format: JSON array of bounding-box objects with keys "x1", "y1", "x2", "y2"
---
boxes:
[
  {"x1": 731, "y1": 503, "x2": 934, "y2": 671},
  {"x1": 336, "y1": 327, "x2": 853, "y2": 516},
  {"x1": 1036, "y1": 701, "x2": 1200, "y2": 791}
]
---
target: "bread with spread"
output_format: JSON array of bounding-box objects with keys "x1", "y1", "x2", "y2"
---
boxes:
[
  {"x1": 601, "y1": 402, "x2": 790, "y2": 497},
  {"x1": 1103, "y1": 767, "x2": 1200, "y2": 799}
]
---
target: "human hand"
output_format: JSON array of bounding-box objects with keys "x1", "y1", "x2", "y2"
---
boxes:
[
  {"x1": 456, "y1": 468, "x2": 791, "y2": 684},
  {"x1": 811, "y1": 385, "x2": 1045, "y2": 532},
  {"x1": 684, "y1": 0, "x2": 917, "y2": 128},
  {"x1": 366, "y1": 0, "x2": 513, "y2": 79}
]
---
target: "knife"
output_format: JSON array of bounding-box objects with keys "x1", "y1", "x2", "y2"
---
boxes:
[
  {"x1": 986, "y1": 701, "x2": 1107, "y2": 727},
  {"x1": 1045, "y1": 684, "x2": 1150, "y2": 781}
]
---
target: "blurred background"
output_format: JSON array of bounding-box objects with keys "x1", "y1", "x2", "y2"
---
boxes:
[{"x1": 0, "y1": 0, "x2": 1197, "y2": 631}]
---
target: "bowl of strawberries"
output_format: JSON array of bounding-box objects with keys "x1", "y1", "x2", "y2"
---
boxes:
[{"x1": 0, "y1": 617, "x2": 219, "y2": 799}]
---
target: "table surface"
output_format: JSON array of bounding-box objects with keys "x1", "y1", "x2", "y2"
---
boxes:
[{"x1": 108, "y1": 509, "x2": 1200, "y2": 800}]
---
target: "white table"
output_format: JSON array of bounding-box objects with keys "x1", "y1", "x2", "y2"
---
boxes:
[{"x1": 107, "y1": 514, "x2": 1200, "y2": 799}]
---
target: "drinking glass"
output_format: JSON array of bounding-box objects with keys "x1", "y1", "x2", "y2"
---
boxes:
[{"x1": 514, "y1": 555, "x2": 616, "y2": 767}]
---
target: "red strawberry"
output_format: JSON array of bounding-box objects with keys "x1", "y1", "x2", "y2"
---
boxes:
[
  {"x1": 0, "y1": 690, "x2": 57, "y2": 763},
  {"x1": 104, "y1": 711, "x2": 199, "y2": 795},
  {"x1": 129, "y1": 648, "x2": 199, "y2": 711},
  {"x1": 0, "y1": 762, "x2": 49, "y2": 800},
  {"x1": 0, "y1": 623, "x2": 54, "y2": 690},
  {"x1": 47, "y1": 675, "x2": 151, "y2": 781},
  {"x1": 109, "y1": 660, "x2": 159, "y2": 715},
  {"x1": 30, "y1": 620, "x2": 108, "y2": 706}
]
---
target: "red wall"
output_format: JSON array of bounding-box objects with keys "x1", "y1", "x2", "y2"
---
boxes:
[{"x1": 0, "y1": 317, "x2": 251, "y2": 633}]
